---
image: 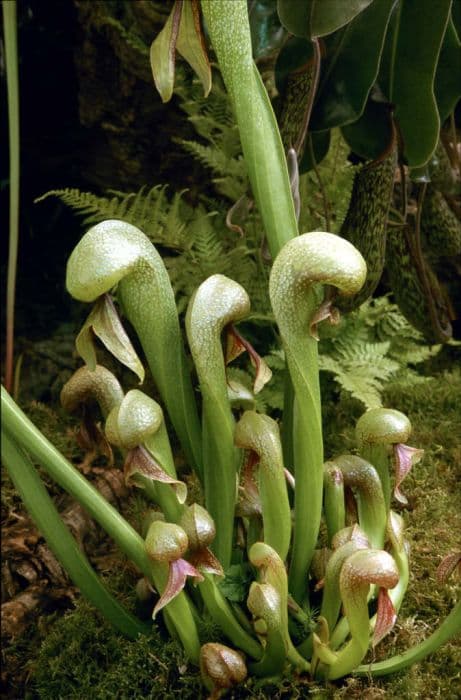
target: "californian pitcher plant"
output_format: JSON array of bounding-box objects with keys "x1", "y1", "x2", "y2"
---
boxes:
[{"x1": 2, "y1": 1, "x2": 460, "y2": 697}]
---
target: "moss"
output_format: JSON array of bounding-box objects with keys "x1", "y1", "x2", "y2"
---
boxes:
[
  {"x1": 1, "y1": 400, "x2": 78, "y2": 514},
  {"x1": 29, "y1": 600, "x2": 199, "y2": 699},
  {"x1": 14, "y1": 371, "x2": 461, "y2": 699},
  {"x1": 318, "y1": 368, "x2": 461, "y2": 698}
]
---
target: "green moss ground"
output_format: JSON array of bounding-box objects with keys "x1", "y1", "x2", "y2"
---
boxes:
[{"x1": 3, "y1": 368, "x2": 460, "y2": 699}]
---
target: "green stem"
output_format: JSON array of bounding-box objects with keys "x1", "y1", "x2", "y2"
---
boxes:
[
  {"x1": 324, "y1": 549, "x2": 399, "y2": 680},
  {"x1": 199, "y1": 574, "x2": 262, "y2": 660},
  {"x1": 1, "y1": 429, "x2": 148, "y2": 640},
  {"x1": 136, "y1": 475, "x2": 183, "y2": 525},
  {"x1": 323, "y1": 463, "x2": 346, "y2": 545},
  {"x1": 247, "y1": 582, "x2": 287, "y2": 677},
  {"x1": 320, "y1": 540, "x2": 368, "y2": 639},
  {"x1": 250, "y1": 542, "x2": 310, "y2": 671},
  {"x1": 386, "y1": 512, "x2": 410, "y2": 615},
  {"x1": 2, "y1": 388, "x2": 151, "y2": 573},
  {"x1": 281, "y1": 371, "x2": 295, "y2": 473},
  {"x1": 289, "y1": 354, "x2": 323, "y2": 602},
  {"x1": 66, "y1": 221, "x2": 202, "y2": 479},
  {"x1": 361, "y1": 444, "x2": 392, "y2": 513},
  {"x1": 234, "y1": 411, "x2": 291, "y2": 561},
  {"x1": 1, "y1": 388, "x2": 200, "y2": 662},
  {"x1": 329, "y1": 519, "x2": 408, "y2": 651},
  {"x1": 331, "y1": 455, "x2": 387, "y2": 550},
  {"x1": 332, "y1": 516, "x2": 410, "y2": 651},
  {"x1": 3, "y1": 0, "x2": 20, "y2": 393},
  {"x1": 201, "y1": 403, "x2": 238, "y2": 569},
  {"x1": 201, "y1": 0, "x2": 298, "y2": 259},
  {"x1": 249, "y1": 628, "x2": 287, "y2": 677},
  {"x1": 355, "y1": 600, "x2": 461, "y2": 676},
  {"x1": 186, "y1": 275, "x2": 249, "y2": 569},
  {"x1": 246, "y1": 516, "x2": 262, "y2": 554},
  {"x1": 269, "y1": 232, "x2": 366, "y2": 603}
]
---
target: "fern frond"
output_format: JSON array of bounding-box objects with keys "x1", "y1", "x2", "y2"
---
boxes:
[
  {"x1": 175, "y1": 73, "x2": 236, "y2": 140},
  {"x1": 316, "y1": 296, "x2": 442, "y2": 408},
  {"x1": 178, "y1": 140, "x2": 245, "y2": 178},
  {"x1": 35, "y1": 188, "x2": 129, "y2": 224},
  {"x1": 319, "y1": 354, "x2": 388, "y2": 409},
  {"x1": 332, "y1": 339, "x2": 392, "y2": 365},
  {"x1": 35, "y1": 185, "x2": 195, "y2": 251}
]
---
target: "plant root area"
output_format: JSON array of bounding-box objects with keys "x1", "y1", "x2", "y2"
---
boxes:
[{"x1": 2, "y1": 343, "x2": 460, "y2": 699}]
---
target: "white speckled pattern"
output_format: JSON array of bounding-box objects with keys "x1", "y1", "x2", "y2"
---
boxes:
[
  {"x1": 186, "y1": 274, "x2": 250, "y2": 379},
  {"x1": 356, "y1": 408, "x2": 412, "y2": 445},
  {"x1": 270, "y1": 232, "x2": 367, "y2": 331},
  {"x1": 341, "y1": 549, "x2": 399, "y2": 594},
  {"x1": 201, "y1": 1, "x2": 298, "y2": 256},
  {"x1": 66, "y1": 220, "x2": 157, "y2": 302},
  {"x1": 105, "y1": 389, "x2": 163, "y2": 450},
  {"x1": 66, "y1": 219, "x2": 203, "y2": 473}
]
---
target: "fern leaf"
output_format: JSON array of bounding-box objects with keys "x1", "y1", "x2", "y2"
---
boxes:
[
  {"x1": 178, "y1": 139, "x2": 245, "y2": 180},
  {"x1": 319, "y1": 355, "x2": 385, "y2": 409},
  {"x1": 35, "y1": 188, "x2": 121, "y2": 223}
]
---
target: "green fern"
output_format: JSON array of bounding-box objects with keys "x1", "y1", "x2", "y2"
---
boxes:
[
  {"x1": 175, "y1": 73, "x2": 238, "y2": 144},
  {"x1": 174, "y1": 74, "x2": 248, "y2": 201},
  {"x1": 35, "y1": 187, "x2": 137, "y2": 224},
  {"x1": 35, "y1": 185, "x2": 193, "y2": 250},
  {"x1": 252, "y1": 299, "x2": 441, "y2": 412},
  {"x1": 178, "y1": 140, "x2": 247, "y2": 201},
  {"x1": 226, "y1": 358, "x2": 285, "y2": 415},
  {"x1": 166, "y1": 212, "x2": 260, "y2": 313},
  {"x1": 317, "y1": 297, "x2": 441, "y2": 409},
  {"x1": 35, "y1": 75, "x2": 259, "y2": 311},
  {"x1": 299, "y1": 130, "x2": 359, "y2": 234},
  {"x1": 35, "y1": 73, "x2": 440, "y2": 412},
  {"x1": 318, "y1": 343, "x2": 400, "y2": 409},
  {"x1": 354, "y1": 296, "x2": 442, "y2": 366},
  {"x1": 176, "y1": 140, "x2": 243, "y2": 178}
]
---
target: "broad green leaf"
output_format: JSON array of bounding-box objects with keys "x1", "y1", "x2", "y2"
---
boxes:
[
  {"x1": 176, "y1": 0, "x2": 211, "y2": 97},
  {"x1": 277, "y1": 0, "x2": 375, "y2": 39},
  {"x1": 218, "y1": 563, "x2": 254, "y2": 602},
  {"x1": 276, "y1": 0, "x2": 311, "y2": 37},
  {"x1": 299, "y1": 130, "x2": 331, "y2": 173},
  {"x1": 341, "y1": 99, "x2": 394, "y2": 160},
  {"x1": 386, "y1": 0, "x2": 452, "y2": 167},
  {"x1": 274, "y1": 35, "x2": 314, "y2": 94},
  {"x1": 76, "y1": 295, "x2": 145, "y2": 383},
  {"x1": 150, "y1": 1, "x2": 182, "y2": 103},
  {"x1": 311, "y1": 0, "x2": 396, "y2": 130},
  {"x1": 434, "y1": 17, "x2": 461, "y2": 122}
]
